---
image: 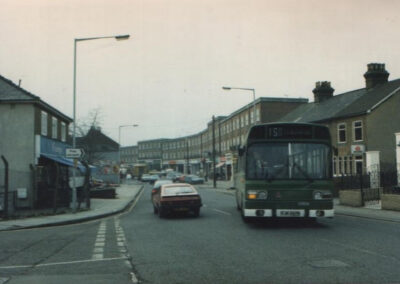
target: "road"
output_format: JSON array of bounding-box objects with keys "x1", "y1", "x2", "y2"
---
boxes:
[{"x1": 1, "y1": 182, "x2": 400, "y2": 284}]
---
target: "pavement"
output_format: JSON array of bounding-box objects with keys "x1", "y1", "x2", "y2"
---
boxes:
[
  {"x1": 0, "y1": 183, "x2": 144, "y2": 232},
  {"x1": 199, "y1": 180, "x2": 400, "y2": 223},
  {"x1": 1, "y1": 180, "x2": 400, "y2": 232}
]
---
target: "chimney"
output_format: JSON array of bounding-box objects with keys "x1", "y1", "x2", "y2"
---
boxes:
[
  {"x1": 313, "y1": 81, "x2": 334, "y2": 103},
  {"x1": 364, "y1": 63, "x2": 389, "y2": 89}
]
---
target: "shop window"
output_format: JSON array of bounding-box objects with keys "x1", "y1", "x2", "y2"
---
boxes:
[
  {"x1": 333, "y1": 157, "x2": 337, "y2": 176},
  {"x1": 353, "y1": 121, "x2": 363, "y2": 141},
  {"x1": 338, "y1": 123, "x2": 346, "y2": 143}
]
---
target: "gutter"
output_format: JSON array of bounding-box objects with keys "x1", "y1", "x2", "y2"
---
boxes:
[{"x1": 367, "y1": 85, "x2": 400, "y2": 114}]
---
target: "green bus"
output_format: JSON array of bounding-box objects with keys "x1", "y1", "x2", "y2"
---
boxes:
[{"x1": 234, "y1": 122, "x2": 334, "y2": 222}]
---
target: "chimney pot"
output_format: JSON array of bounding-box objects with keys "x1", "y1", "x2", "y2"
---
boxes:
[
  {"x1": 313, "y1": 81, "x2": 334, "y2": 103},
  {"x1": 364, "y1": 63, "x2": 389, "y2": 89}
]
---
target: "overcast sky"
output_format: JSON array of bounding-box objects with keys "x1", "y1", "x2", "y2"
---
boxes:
[{"x1": 1, "y1": 0, "x2": 400, "y2": 146}]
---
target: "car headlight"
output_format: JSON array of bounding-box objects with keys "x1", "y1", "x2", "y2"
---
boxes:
[
  {"x1": 313, "y1": 190, "x2": 332, "y2": 200},
  {"x1": 247, "y1": 191, "x2": 268, "y2": 200}
]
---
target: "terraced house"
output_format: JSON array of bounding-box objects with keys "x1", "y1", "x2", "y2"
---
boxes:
[{"x1": 279, "y1": 63, "x2": 400, "y2": 175}]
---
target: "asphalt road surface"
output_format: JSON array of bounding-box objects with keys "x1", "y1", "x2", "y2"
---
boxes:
[{"x1": 1, "y1": 182, "x2": 400, "y2": 284}]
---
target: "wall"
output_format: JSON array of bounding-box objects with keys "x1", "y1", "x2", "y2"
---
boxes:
[
  {"x1": 0, "y1": 104, "x2": 35, "y2": 207},
  {"x1": 367, "y1": 92, "x2": 400, "y2": 171}
]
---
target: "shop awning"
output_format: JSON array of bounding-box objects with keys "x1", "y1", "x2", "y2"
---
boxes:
[
  {"x1": 41, "y1": 153, "x2": 86, "y2": 172},
  {"x1": 216, "y1": 162, "x2": 225, "y2": 168}
]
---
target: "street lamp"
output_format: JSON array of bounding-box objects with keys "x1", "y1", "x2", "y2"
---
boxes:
[
  {"x1": 71, "y1": 34, "x2": 130, "y2": 212},
  {"x1": 119, "y1": 124, "x2": 139, "y2": 165},
  {"x1": 222, "y1": 86, "x2": 257, "y2": 125}
]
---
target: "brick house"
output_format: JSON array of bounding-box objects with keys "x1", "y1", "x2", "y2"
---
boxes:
[{"x1": 279, "y1": 63, "x2": 400, "y2": 175}]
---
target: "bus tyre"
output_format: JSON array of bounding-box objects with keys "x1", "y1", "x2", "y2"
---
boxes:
[{"x1": 241, "y1": 210, "x2": 251, "y2": 223}]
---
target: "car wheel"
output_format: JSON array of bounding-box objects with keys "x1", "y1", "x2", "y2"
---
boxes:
[{"x1": 193, "y1": 207, "x2": 200, "y2": 217}]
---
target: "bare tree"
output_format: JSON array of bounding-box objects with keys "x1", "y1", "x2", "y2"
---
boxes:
[{"x1": 74, "y1": 107, "x2": 105, "y2": 137}]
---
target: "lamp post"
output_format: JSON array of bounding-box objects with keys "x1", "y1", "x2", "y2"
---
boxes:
[
  {"x1": 222, "y1": 86, "x2": 256, "y2": 125},
  {"x1": 72, "y1": 34, "x2": 130, "y2": 212},
  {"x1": 119, "y1": 124, "x2": 139, "y2": 166}
]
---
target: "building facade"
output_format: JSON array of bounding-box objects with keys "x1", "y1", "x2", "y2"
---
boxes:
[
  {"x1": 279, "y1": 63, "x2": 400, "y2": 175},
  {"x1": 0, "y1": 75, "x2": 72, "y2": 209}
]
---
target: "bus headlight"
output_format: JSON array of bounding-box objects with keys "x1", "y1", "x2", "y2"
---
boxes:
[
  {"x1": 247, "y1": 191, "x2": 268, "y2": 200},
  {"x1": 313, "y1": 190, "x2": 332, "y2": 200},
  {"x1": 257, "y1": 191, "x2": 268, "y2": 200}
]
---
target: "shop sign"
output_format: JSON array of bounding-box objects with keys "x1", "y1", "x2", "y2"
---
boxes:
[{"x1": 351, "y1": 145, "x2": 365, "y2": 155}]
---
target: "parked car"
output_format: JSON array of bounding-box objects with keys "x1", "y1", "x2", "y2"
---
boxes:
[
  {"x1": 151, "y1": 183, "x2": 202, "y2": 218},
  {"x1": 184, "y1": 175, "x2": 204, "y2": 184},
  {"x1": 141, "y1": 174, "x2": 152, "y2": 182},
  {"x1": 148, "y1": 174, "x2": 160, "y2": 184}
]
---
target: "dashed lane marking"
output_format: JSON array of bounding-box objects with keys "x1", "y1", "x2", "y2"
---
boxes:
[
  {"x1": 92, "y1": 220, "x2": 106, "y2": 260},
  {"x1": 212, "y1": 209, "x2": 232, "y2": 216}
]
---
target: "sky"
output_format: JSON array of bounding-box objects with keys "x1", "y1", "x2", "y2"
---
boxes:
[{"x1": 1, "y1": 0, "x2": 400, "y2": 146}]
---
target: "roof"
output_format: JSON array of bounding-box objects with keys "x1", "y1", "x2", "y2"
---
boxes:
[
  {"x1": 77, "y1": 127, "x2": 119, "y2": 152},
  {"x1": 221, "y1": 97, "x2": 308, "y2": 124},
  {"x1": 0, "y1": 74, "x2": 72, "y2": 122},
  {"x1": 279, "y1": 79, "x2": 400, "y2": 123}
]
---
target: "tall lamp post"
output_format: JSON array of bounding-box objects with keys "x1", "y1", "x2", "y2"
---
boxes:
[
  {"x1": 72, "y1": 34, "x2": 130, "y2": 212},
  {"x1": 119, "y1": 124, "x2": 139, "y2": 165},
  {"x1": 222, "y1": 86, "x2": 256, "y2": 125}
]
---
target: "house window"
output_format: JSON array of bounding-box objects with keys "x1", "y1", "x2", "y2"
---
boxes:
[
  {"x1": 355, "y1": 156, "x2": 363, "y2": 175},
  {"x1": 41, "y1": 111, "x2": 48, "y2": 136},
  {"x1": 338, "y1": 123, "x2": 346, "y2": 143},
  {"x1": 353, "y1": 121, "x2": 363, "y2": 141},
  {"x1": 61, "y1": 122, "x2": 66, "y2": 142},
  {"x1": 256, "y1": 108, "x2": 260, "y2": 122},
  {"x1": 52, "y1": 117, "x2": 58, "y2": 139}
]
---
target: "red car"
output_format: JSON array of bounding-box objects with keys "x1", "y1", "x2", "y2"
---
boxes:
[{"x1": 151, "y1": 183, "x2": 202, "y2": 218}]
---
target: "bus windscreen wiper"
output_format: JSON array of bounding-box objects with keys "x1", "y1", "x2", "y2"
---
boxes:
[{"x1": 291, "y1": 162, "x2": 313, "y2": 182}]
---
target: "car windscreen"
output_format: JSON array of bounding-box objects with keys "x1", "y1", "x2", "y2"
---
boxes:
[{"x1": 162, "y1": 186, "x2": 197, "y2": 196}]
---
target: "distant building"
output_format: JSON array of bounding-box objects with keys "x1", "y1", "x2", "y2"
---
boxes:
[{"x1": 76, "y1": 127, "x2": 120, "y2": 184}]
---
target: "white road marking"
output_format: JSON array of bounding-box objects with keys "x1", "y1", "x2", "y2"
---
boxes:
[
  {"x1": 131, "y1": 272, "x2": 139, "y2": 284},
  {"x1": 212, "y1": 209, "x2": 232, "y2": 216},
  {"x1": 0, "y1": 257, "x2": 129, "y2": 270},
  {"x1": 92, "y1": 220, "x2": 107, "y2": 259}
]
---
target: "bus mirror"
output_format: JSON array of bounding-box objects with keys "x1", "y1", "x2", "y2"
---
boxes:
[
  {"x1": 238, "y1": 146, "x2": 245, "y2": 156},
  {"x1": 332, "y1": 146, "x2": 338, "y2": 156}
]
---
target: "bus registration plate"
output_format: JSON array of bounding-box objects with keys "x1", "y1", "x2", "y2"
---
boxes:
[{"x1": 276, "y1": 209, "x2": 304, "y2": 217}]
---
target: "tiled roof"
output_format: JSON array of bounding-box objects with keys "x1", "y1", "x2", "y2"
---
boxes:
[
  {"x1": 0, "y1": 75, "x2": 39, "y2": 101},
  {"x1": 0, "y1": 74, "x2": 72, "y2": 122},
  {"x1": 279, "y1": 79, "x2": 400, "y2": 123}
]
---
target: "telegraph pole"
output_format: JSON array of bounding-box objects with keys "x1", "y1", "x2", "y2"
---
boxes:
[{"x1": 212, "y1": 115, "x2": 216, "y2": 188}]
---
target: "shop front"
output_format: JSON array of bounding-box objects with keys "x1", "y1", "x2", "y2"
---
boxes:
[{"x1": 34, "y1": 135, "x2": 86, "y2": 208}]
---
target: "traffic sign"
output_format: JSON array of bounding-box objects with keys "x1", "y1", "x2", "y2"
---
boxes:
[{"x1": 66, "y1": 148, "x2": 84, "y2": 159}]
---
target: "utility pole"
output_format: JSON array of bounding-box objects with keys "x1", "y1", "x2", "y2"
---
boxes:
[{"x1": 212, "y1": 115, "x2": 216, "y2": 188}]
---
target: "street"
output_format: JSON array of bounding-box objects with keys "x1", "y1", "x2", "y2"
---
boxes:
[{"x1": 1, "y1": 182, "x2": 400, "y2": 284}]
